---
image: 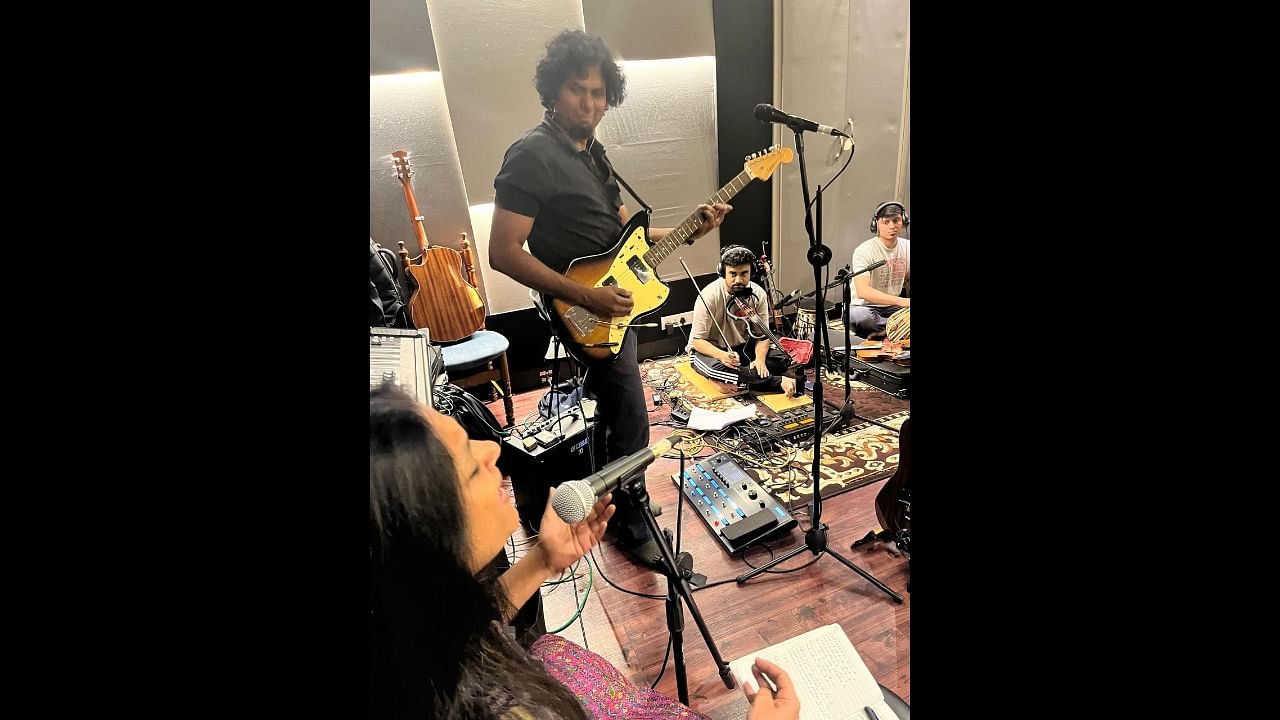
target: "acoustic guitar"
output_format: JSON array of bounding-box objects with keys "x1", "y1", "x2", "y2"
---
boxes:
[
  {"x1": 545, "y1": 145, "x2": 793, "y2": 364},
  {"x1": 391, "y1": 150, "x2": 486, "y2": 342}
]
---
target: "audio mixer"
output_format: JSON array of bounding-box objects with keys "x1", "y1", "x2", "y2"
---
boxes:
[{"x1": 671, "y1": 452, "x2": 797, "y2": 554}]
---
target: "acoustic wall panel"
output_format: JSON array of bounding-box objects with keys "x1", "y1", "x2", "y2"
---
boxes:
[
  {"x1": 596, "y1": 56, "x2": 721, "y2": 281},
  {"x1": 426, "y1": 0, "x2": 586, "y2": 206},
  {"x1": 583, "y1": 0, "x2": 715, "y2": 61},
  {"x1": 774, "y1": 0, "x2": 908, "y2": 303},
  {"x1": 369, "y1": 72, "x2": 487, "y2": 301},
  {"x1": 370, "y1": 0, "x2": 439, "y2": 75}
]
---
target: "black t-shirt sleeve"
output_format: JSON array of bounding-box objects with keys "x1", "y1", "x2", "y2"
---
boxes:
[{"x1": 494, "y1": 143, "x2": 552, "y2": 218}]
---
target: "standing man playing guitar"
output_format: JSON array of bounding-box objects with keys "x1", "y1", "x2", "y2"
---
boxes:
[
  {"x1": 687, "y1": 246, "x2": 799, "y2": 397},
  {"x1": 489, "y1": 30, "x2": 730, "y2": 569}
]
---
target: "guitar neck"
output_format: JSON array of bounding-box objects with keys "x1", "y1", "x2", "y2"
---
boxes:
[
  {"x1": 397, "y1": 181, "x2": 431, "y2": 254},
  {"x1": 643, "y1": 167, "x2": 757, "y2": 268}
]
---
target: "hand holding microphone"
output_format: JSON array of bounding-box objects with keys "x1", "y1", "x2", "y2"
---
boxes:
[
  {"x1": 551, "y1": 438, "x2": 673, "y2": 523},
  {"x1": 535, "y1": 487, "x2": 616, "y2": 575}
]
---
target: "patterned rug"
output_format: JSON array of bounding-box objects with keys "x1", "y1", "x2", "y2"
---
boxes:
[{"x1": 642, "y1": 354, "x2": 910, "y2": 502}]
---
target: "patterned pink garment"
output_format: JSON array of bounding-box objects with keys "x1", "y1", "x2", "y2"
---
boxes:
[{"x1": 531, "y1": 634, "x2": 711, "y2": 719}]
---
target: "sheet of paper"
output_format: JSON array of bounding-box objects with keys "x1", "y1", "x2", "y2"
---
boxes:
[
  {"x1": 685, "y1": 404, "x2": 757, "y2": 431},
  {"x1": 728, "y1": 624, "x2": 900, "y2": 720}
]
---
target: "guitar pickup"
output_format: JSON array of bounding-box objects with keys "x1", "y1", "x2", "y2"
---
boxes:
[{"x1": 626, "y1": 256, "x2": 652, "y2": 284}]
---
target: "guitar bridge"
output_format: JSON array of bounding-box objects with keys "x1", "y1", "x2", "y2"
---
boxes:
[{"x1": 564, "y1": 306, "x2": 599, "y2": 336}]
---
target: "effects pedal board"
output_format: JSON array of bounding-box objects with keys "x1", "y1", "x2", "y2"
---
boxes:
[
  {"x1": 755, "y1": 407, "x2": 813, "y2": 448},
  {"x1": 671, "y1": 452, "x2": 797, "y2": 554},
  {"x1": 756, "y1": 405, "x2": 850, "y2": 449}
]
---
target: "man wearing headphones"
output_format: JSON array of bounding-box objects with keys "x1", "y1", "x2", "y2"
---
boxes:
[
  {"x1": 687, "y1": 245, "x2": 799, "y2": 396},
  {"x1": 848, "y1": 201, "x2": 911, "y2": 337}
]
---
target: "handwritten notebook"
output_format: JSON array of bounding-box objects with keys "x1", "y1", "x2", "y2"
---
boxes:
[{"x1": 728, "y1": 624, "x2": 901, "y2": 720}]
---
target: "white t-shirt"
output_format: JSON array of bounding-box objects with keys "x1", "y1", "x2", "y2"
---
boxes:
[
  {"x1": 686, "y1": 280, "x2": 771, "y2": 353},
  {"x1": 849, "y1": 236, "x2": 909, "y2": 307}
]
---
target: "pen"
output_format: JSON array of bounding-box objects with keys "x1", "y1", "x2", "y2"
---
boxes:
[{"x1": 865, "y1": 707, "x2": 880, "y2": 720}]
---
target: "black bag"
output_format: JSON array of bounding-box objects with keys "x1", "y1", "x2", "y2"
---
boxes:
[
  {"x1": 369, "y1": 238, "x2": 417, "y2": 329},
  {"x1": 538, "y1": 378, "x2": 591, "y2": 419}
]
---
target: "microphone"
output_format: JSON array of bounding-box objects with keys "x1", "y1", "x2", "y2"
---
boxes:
[
  {"x1": 777, "y1": 289, "x2": 803, "y2": 308},
  {"x1": 551, "y1": 438, "x2": 674, "y2": 523},
  {"x1": 849, "y1": 259, "x2": 886, "y2": 278},
  {"x1": 754, "y1": 103, "x2": 849, "y2": 137}
]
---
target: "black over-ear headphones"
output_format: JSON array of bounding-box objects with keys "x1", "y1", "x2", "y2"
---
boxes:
[
  {"x1": 718, "y1": 245, "x2": 758, "y2": 278},
  {"x1": 869, "y1": 201, "x2": 910, "y2": 233}
]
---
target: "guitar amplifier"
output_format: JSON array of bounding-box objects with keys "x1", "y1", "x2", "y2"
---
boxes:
[
  {"x1": 499, "y1": 399, "x2": 602, "y2": 533},
  {"x1": 369, "y1": 327, "x2": 445, "y2": 406}
]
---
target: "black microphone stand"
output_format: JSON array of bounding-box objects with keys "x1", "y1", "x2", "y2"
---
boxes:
[
  {"x1": 622, "y1": 455, "x2": 734, "y2": 705},
  {"x1": 736, "y1": 126, "x2": 902, "y2": 604}
]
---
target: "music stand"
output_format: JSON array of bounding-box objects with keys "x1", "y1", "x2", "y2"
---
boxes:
[{"x1": 736, "y1": 128, "x2": 901, "y2": 604}]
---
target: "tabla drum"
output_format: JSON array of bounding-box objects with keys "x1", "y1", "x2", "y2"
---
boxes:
[{"x1": 793, "y1": 296, "x2": 818, "y2": 339}]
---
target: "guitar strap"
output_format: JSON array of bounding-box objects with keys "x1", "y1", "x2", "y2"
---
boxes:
[{"x1": 589, "y1": 140, "x2": 653, "y2": 216}]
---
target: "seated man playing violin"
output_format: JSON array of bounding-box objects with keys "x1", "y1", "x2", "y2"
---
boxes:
[{"x1": 687, "y1": 245, "x2": 800, "y2": 397}]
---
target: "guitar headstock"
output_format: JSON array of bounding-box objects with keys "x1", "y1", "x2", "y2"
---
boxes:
[
  {"x1": 743, "y1": 145, "x2": 795, "y2": 181},
  {"x1": 391, "y1": 149, "x2": 413, "y2": 185}
]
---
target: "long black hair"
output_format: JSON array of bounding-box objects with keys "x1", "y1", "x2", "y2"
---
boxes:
[
  {"x1": 369, "y1": 385, "x2": 586, "y2": 719},
  {"x1": 535, "y1": 29, "x2": 626, "y2": 109}
]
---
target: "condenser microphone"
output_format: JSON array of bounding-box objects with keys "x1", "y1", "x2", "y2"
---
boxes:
[
  {"x1": 753, "y1": 104, "x2": 849, "y2": 138},
  {"x1": 551, "y1": 438, "x2": 674, "y2": 523}
]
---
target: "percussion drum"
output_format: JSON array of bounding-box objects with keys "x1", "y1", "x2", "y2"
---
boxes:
[
  {"x1": 885, "y1": 306, "x2": 910, "y2": 342},
  {"x1": 793, "y1": 296, "x2": 818, "y2": 339}
]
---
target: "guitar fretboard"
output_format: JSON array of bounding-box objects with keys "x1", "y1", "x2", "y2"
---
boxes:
[{"x1": 643, "y1": 168, "x2": 756, "y2": 269}]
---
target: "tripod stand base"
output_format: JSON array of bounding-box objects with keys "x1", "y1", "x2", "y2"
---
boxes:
[{"x1": 736, "y1": 524, "x2": 902, "y2": 603}]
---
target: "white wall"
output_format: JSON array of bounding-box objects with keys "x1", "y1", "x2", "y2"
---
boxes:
[{"x1": 773, "y1": 0, "x2": 911, "y2": 305}]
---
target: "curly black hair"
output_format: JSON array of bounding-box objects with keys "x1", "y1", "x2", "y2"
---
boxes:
[
  {"x1": 720, "y1": 245, "x2": 757, "y2": 273},
  {"x1": 534, "y1": 30, "x2": 626, "y2": 109}
]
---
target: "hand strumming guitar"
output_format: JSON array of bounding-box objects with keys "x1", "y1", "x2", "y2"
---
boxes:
[{"x1": 582, "y1": 285, "x2": 634, "y2": 318}]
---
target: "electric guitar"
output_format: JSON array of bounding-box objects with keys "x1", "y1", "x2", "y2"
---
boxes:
[{"x1": 545, "y1": 145, "x2": 793, "y2": 364}]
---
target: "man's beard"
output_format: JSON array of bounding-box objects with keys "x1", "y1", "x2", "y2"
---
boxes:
[{"x1": 563, "y1": 122, "x2": 595, "y2": 141}]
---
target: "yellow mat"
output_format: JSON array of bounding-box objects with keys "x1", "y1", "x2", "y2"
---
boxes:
[
  {"x1": 673, "y1": 357, "x2": 744, "y2": 401},
  {"x1": 756, "y1": 390, "x2": 814, "y2": 413}
]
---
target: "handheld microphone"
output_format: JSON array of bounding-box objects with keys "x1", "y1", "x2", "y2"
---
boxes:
[
  {"x1": 551, "y1": 438, "x2": 674, "y2": 523},
  {"x1": 753, "y1": 103, "x2": 849, "y2": 138},
  {"x1": 849, "y1": 260, "x2": 886, "y2": 278}
]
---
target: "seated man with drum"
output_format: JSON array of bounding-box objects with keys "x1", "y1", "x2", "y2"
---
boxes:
[
  {"x1": 687, "y1": 245, "x2": 800, "y2": 396},
  {"x1": 848, "y1": 201, "x2": 911, "y2": 337}
]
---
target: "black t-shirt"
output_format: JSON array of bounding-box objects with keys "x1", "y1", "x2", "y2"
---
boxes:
[{"x1": 493, "y1": 119, "x2": 624, "y2": 274}]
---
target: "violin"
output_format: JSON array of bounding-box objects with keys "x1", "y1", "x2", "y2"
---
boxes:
[{"x1": 728, "y1": 291, "x2": 802, "y2": 368}]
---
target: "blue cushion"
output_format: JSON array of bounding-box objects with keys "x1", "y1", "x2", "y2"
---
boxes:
[{"x1": 440, "y1": 330, "x2": 509, "y2": 372}]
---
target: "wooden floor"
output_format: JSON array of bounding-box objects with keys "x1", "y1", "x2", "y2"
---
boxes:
[{"x1": 488, "y1": 379, "x2": 910, "y2": 719}]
